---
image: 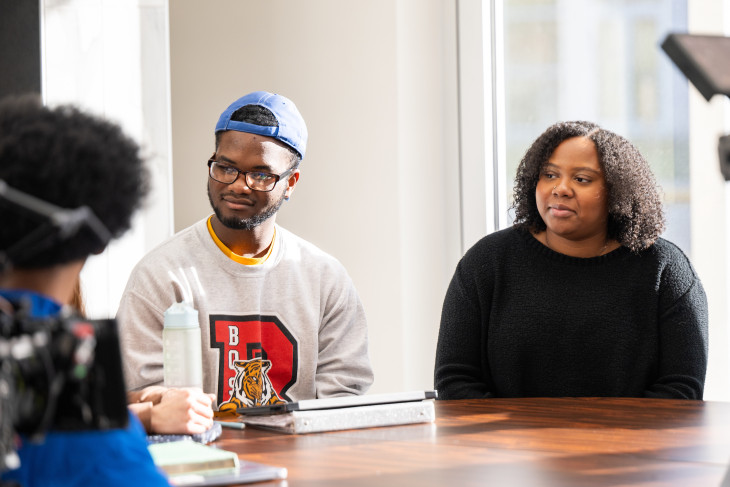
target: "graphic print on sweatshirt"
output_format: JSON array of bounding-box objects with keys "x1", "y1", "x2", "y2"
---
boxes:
[{"x1": 209, "y1": 314, "x2": 298, "y2": 410}]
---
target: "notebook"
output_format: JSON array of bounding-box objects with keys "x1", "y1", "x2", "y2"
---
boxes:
[
  {"x1": 149, "y1": 441, "x2": 287, "y2": 486},
  {"x1": 236, "y1": 389, "x2": 437, "y2": 416},
  {"x1": 165, "y1": 463, "x2": 288, "y2": 487},
  {"x1": 148, "y1": 441, "x2": 239, "y2": 476}
]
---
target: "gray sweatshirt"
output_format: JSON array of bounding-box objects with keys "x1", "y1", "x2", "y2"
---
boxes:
[{"x1": 117, "y1": 217, "x2": 373, "y2": 408}]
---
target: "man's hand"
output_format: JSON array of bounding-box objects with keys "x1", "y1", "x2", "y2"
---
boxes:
[
  {"x1": 128, "y1": 385, "x2": 168, "y2": 405},
  {"x1": 150, "y1": 387, "x2": 216, "y2": 435},
  {"x1": 129, "y1": 386, "x2": 217, "y2": 435}
]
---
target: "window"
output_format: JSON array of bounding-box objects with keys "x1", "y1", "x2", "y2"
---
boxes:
[{"x1": 502, "y1": 0, "x2": 690, "y2": 251}]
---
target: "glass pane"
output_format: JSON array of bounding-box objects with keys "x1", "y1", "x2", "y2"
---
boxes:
[{"x1": 502, "y1": 0, "x2": 690, "y2": 252}]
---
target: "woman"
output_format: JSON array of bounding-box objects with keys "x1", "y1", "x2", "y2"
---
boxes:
[{"x1": 434, "y1": 121, "x2": 708, "y2": 399}]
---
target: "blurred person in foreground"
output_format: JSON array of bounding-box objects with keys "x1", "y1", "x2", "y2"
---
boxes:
[
  {"x1": 0, "y1": 95, "x2": 209, "y2": 486},
  {"x1": 435, "y1": 120, "x2": 708, "y2": 400}
]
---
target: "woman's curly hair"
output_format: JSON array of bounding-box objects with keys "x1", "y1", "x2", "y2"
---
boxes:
[{"x1": 512, "y1": 120, "x2": 665, "y2": 252}]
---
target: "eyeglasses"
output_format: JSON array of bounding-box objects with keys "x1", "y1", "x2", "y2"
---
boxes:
[{"x1": 207, "y1": 156, "x2": 296, "y2": 192}]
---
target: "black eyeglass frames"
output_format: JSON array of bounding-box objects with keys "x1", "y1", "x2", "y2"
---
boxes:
[{"x1": 207, "y1": 156, "x2": 296, "y2": 192}]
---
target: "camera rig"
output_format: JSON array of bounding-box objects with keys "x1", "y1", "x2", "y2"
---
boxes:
[
  {"x1": 662, "y1": 33, "x2": 730, "y2": 181},
  {"x1": 0, "y1": 302, "x2": 129, "y2": 472}
]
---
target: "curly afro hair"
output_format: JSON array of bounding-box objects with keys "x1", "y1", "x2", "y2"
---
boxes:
[
  {"x1": 512, "y1": 120, "x2": 665, "y2": 252},
  {"x1": 0, "y1": 94, "x2": 149, "y2": 269}
]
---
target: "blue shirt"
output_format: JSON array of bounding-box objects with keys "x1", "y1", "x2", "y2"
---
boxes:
[{"x1": 0, "y1": 290, "x2": 169, "y2": 487}]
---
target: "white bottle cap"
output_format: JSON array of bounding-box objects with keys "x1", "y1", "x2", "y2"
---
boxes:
[{"x1": 163, "y1": 301, "x2": 199, "y2": 329}]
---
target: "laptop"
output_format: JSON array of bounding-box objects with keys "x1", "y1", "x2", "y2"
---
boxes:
[{"x1": 236, "y1": 390, "x2": 437, "y2": 416}]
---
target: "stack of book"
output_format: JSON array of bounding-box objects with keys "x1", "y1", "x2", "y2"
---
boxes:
[{"x1": 148, "y1": 441, "x2": 286, "y2": 486}]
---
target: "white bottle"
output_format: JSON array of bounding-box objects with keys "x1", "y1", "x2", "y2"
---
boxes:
[{"x1": 162, "y1": 301, "x2": 203, "y2": 388}]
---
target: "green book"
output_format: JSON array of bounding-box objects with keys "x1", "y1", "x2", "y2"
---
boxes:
[{"x1": 148, "y1": 441, "x2": 240, "y2": 476}]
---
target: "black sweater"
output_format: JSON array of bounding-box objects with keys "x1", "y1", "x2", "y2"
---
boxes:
[{"x1": 435, "y1": 226, "x2": 708, "y2": 399}]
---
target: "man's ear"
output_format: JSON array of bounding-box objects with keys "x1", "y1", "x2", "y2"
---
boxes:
[{"x1": 284, "y1": 170, "x2": 300, "y2": 200}]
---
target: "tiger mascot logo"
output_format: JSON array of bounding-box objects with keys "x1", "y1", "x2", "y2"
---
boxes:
[{"x1": 218, "y1": 358, "x2": 285, "y2": 412}]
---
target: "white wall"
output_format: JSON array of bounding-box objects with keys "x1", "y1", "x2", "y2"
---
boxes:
[
  {"x1": 168, "y1": 0, "x2": 462, "y2": 393},
  {"x1": 688, "y1": 0, "x2": 730, "y2": 401}
]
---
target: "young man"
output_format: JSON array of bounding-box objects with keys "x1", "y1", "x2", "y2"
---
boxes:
[
  {"x1": 0, "y1": 95, "x2": 172, "y2": 486},
  {"x1": 117, "y1": 91, "x2": 373, "y2": 410}
]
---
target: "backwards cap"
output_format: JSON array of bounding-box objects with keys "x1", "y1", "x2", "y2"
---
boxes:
[{"x1": 215, "y1": 91, "x2": 308, "y2": 159}]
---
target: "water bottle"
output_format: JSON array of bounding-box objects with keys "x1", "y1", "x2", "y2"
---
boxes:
[{"x1": 162, "y1": 301, "x2": 203, "y2": 388}]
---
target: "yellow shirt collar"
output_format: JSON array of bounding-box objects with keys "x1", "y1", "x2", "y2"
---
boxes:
[{"x1": 206, "y1": 216, "x2": 276, "y2": 265}]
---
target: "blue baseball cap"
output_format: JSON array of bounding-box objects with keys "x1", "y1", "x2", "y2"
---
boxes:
[{"x1": 215, "y1": 91, "x2": 308, "y2": 160}]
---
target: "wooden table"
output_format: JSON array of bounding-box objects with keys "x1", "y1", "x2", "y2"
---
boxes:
[{"x1": 215, "y1": 398, "x2": 730, "y2": 486}]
